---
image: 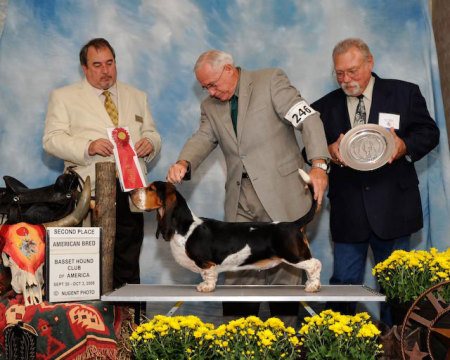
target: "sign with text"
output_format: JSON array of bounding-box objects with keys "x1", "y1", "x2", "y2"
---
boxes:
[{"x1": 46, "y1": 227, "x2": 102, "y2": 302}]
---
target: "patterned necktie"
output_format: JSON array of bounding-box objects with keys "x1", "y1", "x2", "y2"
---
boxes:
[
  {"x1": 354, "y1": 94, "x2": 366, "y2": 126},
  {"x1": 230, "y1": 95, "x2": 238, "y2": 135},
  {"x1": 103, "y1": 90, "x2": 119, "y2": 126}
]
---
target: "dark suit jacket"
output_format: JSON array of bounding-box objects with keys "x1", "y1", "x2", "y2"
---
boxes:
[{"x1": 312, "y1": 73, "x2": 439, "y2": 243}]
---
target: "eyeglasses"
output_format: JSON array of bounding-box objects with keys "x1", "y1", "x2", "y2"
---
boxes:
[
  {"x1": 202, "y1": 67, "x2": 225, "y2": 91},
  {"x1": 334, "y1": 61, "x2": 366, "y2": 80}
]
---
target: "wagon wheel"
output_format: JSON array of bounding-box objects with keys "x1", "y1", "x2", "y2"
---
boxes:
[{"x1": 401, "y1": 280, "x2": 450, "y2": 360}]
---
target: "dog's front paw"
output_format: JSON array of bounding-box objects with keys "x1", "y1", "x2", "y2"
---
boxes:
[
  {"x1": 305, "y1": 279, "x2": 321, "y2": 292},
  {"x1": 197, "y1": 281, "x2": 216, "y2": 292}
]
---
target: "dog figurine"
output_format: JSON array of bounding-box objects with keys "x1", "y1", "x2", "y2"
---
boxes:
[{"x1": 130, "y1": 174, "x2": 321, "y2": 293}]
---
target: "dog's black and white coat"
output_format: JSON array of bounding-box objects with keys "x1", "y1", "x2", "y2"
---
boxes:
[{"x1": 130, "y1": 180, "x2": 321, "y2": 293}]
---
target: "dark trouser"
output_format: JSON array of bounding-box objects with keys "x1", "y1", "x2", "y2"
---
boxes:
[
  {"x1": 113, "y1": 186, "x2": 144, "y2": 289},
  {"x1": 327, "y1": 233, "x2": 410, "y2": 326}
]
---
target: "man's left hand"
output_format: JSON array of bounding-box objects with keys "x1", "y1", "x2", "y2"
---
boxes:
[
  {"x1": 308, "y1": 166, "x2": 328, "y2": 205},
  {"x1": 135, "y1": 138, "x2": 154, "y2": 157},
  {"x1": 388, "y1": 127, "x2": 407, "y2": 164}
]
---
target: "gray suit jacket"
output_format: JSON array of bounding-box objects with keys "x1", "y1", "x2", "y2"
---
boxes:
[
  {"x1": 179, "y1": 68, "x2": 329, "y2": 221},
  {"x1": 43, "y1": 78, "x2": 162, "y2": 193}
]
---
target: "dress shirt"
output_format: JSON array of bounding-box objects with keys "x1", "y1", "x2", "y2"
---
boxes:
[
  {"x1": 346, "y1": 76, "x2": 375, "y2": 128},
  {"x1": 84, "y1": 83, "x2": 119, "y2": 160}
]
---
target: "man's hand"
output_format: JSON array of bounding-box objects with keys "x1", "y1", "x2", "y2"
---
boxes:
[
  {"x1": 135, "y1": 138, "x2": 154, "y2": 157},
  {"x1": 388, "y1": 127, "x2": 407, "y2": 164},
  {"x1": 308, "y1": 161, "x2": 328, "y2": 205},
  {"x1": 328, "y1": 133, "x2": 346, "y2": 166},
  {"x1": 166, "y1": 160, "x2": 189, "y2": 184},
  {"x1": 88, "y1": 138, "x2": 114, "y2": 157}
]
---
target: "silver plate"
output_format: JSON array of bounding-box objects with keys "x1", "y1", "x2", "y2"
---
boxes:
[{"x1": 339, "y1": 124, "x2": 395, "y2": 171}]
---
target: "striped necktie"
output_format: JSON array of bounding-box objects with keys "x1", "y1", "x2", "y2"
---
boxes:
[
  {"x1": 103, "y1": 90, "x2": 119, "y2": 126},
  {"x1": 353, "y1": 94, "x2": 366, "y2": 127}
]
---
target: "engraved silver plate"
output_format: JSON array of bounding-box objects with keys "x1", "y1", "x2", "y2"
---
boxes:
[{"x1": 339, "y1": 124, "x2": 395, "y2": 171}]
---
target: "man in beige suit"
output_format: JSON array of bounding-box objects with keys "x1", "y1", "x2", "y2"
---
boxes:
[
  {"x1": 167, "y1": 50, "x2": 330, "y2": 326},
  {"x1": 43, "y1": 38, "x2": 161, "y2": 288}
]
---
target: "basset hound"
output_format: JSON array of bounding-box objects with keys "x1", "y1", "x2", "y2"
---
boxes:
[{"x1": 130, "y1": 176, "x2": 321, "y2": 293}]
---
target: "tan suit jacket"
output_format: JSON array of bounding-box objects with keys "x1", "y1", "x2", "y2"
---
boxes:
[
  {"x1": 179, "y1": 68, "x2": 330, "y2": 221},
  {"x1": 43, "y1": 78, "x2": 161, "y2": 193}
]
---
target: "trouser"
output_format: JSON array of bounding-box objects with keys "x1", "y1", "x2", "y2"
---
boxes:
[
  {"x1": 327, "y1": 233, "x2": 410, "y2": 326},
  {"x1": 222, "y1": 177, "x2": 302, "y2": 327},
  {"x1": 113, "y1": 183, "x2": 144, "y2": 288}
]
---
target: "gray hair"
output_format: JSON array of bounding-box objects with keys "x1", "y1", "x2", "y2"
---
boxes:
[
  {"x1": 332, "y1": 38, "x2": 372, "y2": 62},
  {"x1": 194, "y1": 50, "x2": 234, "y2": 72}
]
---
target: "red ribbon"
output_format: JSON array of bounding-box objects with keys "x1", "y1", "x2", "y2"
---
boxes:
[{"x1": 111, "y1": 128, "x2": 144, "y2": 189}]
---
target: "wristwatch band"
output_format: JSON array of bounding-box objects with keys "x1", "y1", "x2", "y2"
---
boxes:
[{"x1": 311, "y1": 162, "x2": 328, "y2": 171}]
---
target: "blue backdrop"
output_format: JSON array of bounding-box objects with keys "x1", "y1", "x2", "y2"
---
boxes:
[{"x1": 0, "y1": 0, "x2": 448, "y2": 316}]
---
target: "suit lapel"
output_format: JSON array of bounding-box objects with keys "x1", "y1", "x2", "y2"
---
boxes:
[
  {"x1": 368, "y1": 74, "x2": 388, "y2": 125},
  {"x1": 215, "y1": 97, "x2": 237, "y2": 145},
  {"x1": 79, "y1": 78, "x2": 113, "y2": 127},
  {"x1": 117, "y1": 81, "x2": 129, "y2": 126},
  {"x1": 236, "y1": 70, "x2": 253, "y2": 144},
  {"x1": 337, "y1": 91, "x2": 352, "y2": 133}
]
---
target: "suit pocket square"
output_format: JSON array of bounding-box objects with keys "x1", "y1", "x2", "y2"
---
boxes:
[{"x1": 135, "y1": 115, "x2": 143, "y2": 123}]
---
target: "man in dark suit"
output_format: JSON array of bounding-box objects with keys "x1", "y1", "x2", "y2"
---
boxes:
[{"x1": 311, "y1": 38, "x2": 439, "y2": 324}]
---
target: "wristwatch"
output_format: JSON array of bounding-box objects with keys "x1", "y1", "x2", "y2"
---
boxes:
[{"x1": 311, "y1": 162, "x2": 328, "y2": 171}]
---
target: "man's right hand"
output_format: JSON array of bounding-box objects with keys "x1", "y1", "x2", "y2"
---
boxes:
[
  {"x1": 88, "y1": 138, "x2": 114, "y2": 157},
  {"x1": 328, "y1": 133, "x2": 346, "y2": 166},
  {"x1": 166, "y1": 160, "x2": 189, "y2": 183}
]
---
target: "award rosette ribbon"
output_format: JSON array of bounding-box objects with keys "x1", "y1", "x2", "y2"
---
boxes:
[{"x1": 108, "y1": 127, "x2": 146, "y2": 191}]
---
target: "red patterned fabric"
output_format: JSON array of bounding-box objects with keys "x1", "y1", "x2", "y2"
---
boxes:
[{"x1": 0, "y1": 291, "x2": 120, "y2": 359}]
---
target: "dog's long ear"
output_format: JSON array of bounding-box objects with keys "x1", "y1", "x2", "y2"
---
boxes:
[{"x1": 154, "y1": 183, "x2": 177, "y2": 241}]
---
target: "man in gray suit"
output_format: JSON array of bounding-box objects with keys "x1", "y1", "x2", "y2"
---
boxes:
[
  {"x1": 43, "y1": 38, "x2": 161, "y2": 288},
  {"x1": 167, "y1": 50, "x2": 330, "y2": 326}
]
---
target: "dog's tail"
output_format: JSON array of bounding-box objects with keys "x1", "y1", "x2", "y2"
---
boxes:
[{"x1": 293, "y1": 169, "x2": 319, "y2": 227}]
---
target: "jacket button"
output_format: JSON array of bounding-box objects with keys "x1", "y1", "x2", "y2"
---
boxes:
[{"x1": 236, "y1": 181, "x2": 241, "y2": 186}]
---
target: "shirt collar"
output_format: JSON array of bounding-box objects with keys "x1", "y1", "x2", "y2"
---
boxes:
[
  {"x1": 234, "y1": 67, "x2": 241, "y2": 97},
  {"x1": 88, "y1": 81, "x2": 117, "y2": 98},
  {"x1": 348, "y1": 75, "x2": 375, "y2": 102}
]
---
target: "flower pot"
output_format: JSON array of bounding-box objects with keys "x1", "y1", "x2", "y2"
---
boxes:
[
  {"x1": 388, "y1": 298, "x2": 440, "y2": 326},
  {"x1": 388, "y1": 299, "x2": 412, "y2": 326}
]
